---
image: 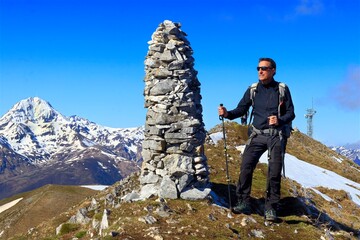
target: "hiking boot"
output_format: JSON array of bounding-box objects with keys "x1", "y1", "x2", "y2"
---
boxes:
[
  {"x1": 264, "y1": 209, "x2": 277, "y2": 221},
  {"x1": 232, "y1": 201, "x2": 251, "y2": 215}
]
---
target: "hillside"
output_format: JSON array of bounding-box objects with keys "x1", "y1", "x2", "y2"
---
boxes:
[
  {"x1": 0, "y1": 185, "x2": 97, "y2": 239},
  {"x1": 2, "y1": 122, "x2": 360, "y2": 239}
]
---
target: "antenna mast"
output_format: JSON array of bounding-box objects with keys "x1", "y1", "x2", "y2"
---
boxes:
[{"x1": 305, "y1": 100, "x2": 316, "y2": 138}]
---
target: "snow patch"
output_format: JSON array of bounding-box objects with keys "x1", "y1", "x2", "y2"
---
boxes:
[
  {"x1": 209, "y1": 132, "x2": 223, "y2": 144},
  {"x1": 261, "y1": 152, "x2": 360, "y2": 206},
  {"x1": 236, "y1": 145, "x2": 360, "y2": 206},
  {"x1": 97, "y1": 161, "x2": 107, "y2": 169},
  {"x1": 311, "y1": 188, "x2": 334, "y2": 203},
  {"x1": 331, "y1": 156, "x2": 343, "y2": 163},
  {"x1": 0, "y1": 198, "x2": 23, "y2": 214},
  {"x1": 81, "y1": 185, "x2": 109, "y2": 191}
]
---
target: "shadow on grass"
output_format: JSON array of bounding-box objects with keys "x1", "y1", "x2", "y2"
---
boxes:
[{"x1": 211, "y1": 182, "x2": 359, "y2": 237}]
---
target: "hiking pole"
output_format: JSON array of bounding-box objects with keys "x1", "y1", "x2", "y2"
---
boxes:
[
  {"x1": 280, "y1": 136, "x2": 286, "y2": 178},
  {"x1": 265, "y1": 114, "x2": 276, "y2": 220},
  {"x1": 265, "y1": 142, "x2": 272, "y2": 220},
  {"x1": 219, "y1": 104, "x2": 232, "y2": 214}
]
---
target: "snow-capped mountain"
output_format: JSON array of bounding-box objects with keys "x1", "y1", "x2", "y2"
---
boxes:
[
  {"x1": 330, "y1": 143, "x2": 360, "y2": 166},
  {"x1": 0, "y1": 97, "x2": 144, "y2": 199}
]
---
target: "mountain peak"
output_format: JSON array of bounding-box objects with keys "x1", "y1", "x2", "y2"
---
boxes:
[{"x1": 2, "y1": 97, "x2": 62, "y2": 123}]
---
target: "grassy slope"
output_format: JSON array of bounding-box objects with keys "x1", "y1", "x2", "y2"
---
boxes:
[
  {"x1": 5, "y1": 122, "x2": 360, "y2": 239},
  {"x1": 0, "y1": 185, "x2": 97, "y2": 239}
]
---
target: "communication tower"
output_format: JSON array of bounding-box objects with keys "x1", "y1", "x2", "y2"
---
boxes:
[{"x1": 305, "y1": 103, "x2": 316, "y2": 138}]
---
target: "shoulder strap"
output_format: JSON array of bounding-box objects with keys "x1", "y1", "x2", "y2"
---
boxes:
[
  {"x1": 250, "y1": 82, "x2": 258, "y2": 106},
  {"x1": 278, "y1": 82, "x2": 286, "y2": 101},
  {"x1": 278, "y1": 82, "x2": 286, "y2": 118},
  {"x1": 248, "y1": 82, "x2": 258, "y2": 124}
]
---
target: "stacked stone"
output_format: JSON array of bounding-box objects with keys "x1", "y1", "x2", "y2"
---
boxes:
[{"x1": 140, "y1": 20, "x2": 210, "y2": 200}]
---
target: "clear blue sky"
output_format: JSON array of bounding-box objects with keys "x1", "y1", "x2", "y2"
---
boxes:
[{"x1": 0, "y1": 0, "x2": 359, "y2": 146}]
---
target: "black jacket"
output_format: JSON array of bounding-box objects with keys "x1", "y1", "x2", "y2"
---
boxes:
[{"x1": 226, "y1": 79, "x2": 295, "y2": 130}]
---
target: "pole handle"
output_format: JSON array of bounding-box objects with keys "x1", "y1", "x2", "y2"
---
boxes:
[{"x1": 219, "y1": 103, "x2": 224, "y2": 120}]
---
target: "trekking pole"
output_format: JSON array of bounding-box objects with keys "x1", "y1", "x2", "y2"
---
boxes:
[
  {"x1": 280, "y1": 137, "x2": 286, "y2": 178},
  {"x1": 219, "y1": 104, "x2": 232, "y2": 213},
  {"x1": 265, "y1": 143, "x2": 272, "y2": 220},
  {"x1": 265, "y1": 114, "x2": 276, "y2": 220}
]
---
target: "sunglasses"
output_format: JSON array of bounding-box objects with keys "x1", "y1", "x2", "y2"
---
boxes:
[{"x1": 257, "y1": 66, "x2": 273, "y2": 71}]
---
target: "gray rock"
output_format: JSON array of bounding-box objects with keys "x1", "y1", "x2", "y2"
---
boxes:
[
  {"x1": 150, "y1": 80, "x2": 176, "y2": 96},
  {"x1": 139, "y1": 184, "x2": 159, "y2": 199},
  {"x1": 122, "y1": 190, "x2": 141, "y2": 202},
  {"x1": 68, "y1": 208, "x2": 91, "y2": 225},
  {"x1": 88, "y1": 198, "x2": 98, "y2": 211},
  {"x1": 99, "y1": 209, "x2": 109, "y2": 236},
  {"x1": 159, "y1": 176, "x2": 178, "y2": 199},
  {"x1": 138, "y1": 215, "x2": 158, "y2": 224},
  {"x1": 180, "y1": 187, "x2": 211, "y2": 200},
  {"x1": 55, "y1": 223, "x2": 63, "y2": 235},
  {"x1": 142, "y1": 139, "x2": 166, "y2": 151},
  {"x1": 176, "y1": 173, "x2": 194, "y2": 192},
  {"x1": 140, "y1": 171, "x2": 160, "y2": 184},
  {"x1": 251, "y1": 229, "x2": 265, "y2": 238}
]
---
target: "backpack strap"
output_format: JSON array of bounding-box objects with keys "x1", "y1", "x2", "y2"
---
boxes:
[
  {"x1": 248, "y1": 82, "x2": 258, "y2": 124},
  {"x1": 277, "y1": 82, "x2": 289, "y2": 177},
  {"x1": 278, "y1": 82, "x2": 286, "y2": 118},
  {"x1": 250, "y1": 82, "x2": 258, "y2": 107},
  {"x1": 278, "y1": 82, "x2": 293, "y2": 138}
]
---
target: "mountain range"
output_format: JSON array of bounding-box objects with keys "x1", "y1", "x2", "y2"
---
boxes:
[
  {"x1": 1, "y1": 97, "x2": 359, "y2": 201},
  {"x1": 0, "y1": 97, "x2": 144, "y2": 200},
  {"x1": 330, "y1": 143, "x2": 360, "y2": 165}
]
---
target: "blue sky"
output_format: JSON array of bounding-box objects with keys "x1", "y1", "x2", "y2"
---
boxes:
[{"x1": 0, "y1": 0, "x2": 359, "y2": 146}]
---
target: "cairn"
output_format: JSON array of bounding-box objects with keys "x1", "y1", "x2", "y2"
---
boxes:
[{"x1": 139, "y1": 20, "x2": 210, "y2": 200}]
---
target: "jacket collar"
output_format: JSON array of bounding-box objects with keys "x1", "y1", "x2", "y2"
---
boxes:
[{"x1": 259, "y1": 78, "x2": 277, "y2": 88}]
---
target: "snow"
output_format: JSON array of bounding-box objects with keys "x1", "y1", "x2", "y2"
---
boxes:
[
  {"x1": 256, "y1": 150, "x2": 360, "y2": 206},
  {"x1": 97, "y1": 161, "x2": 107, "y2": 169},
  {"x1": 81, "y1": 185, "x2": 109, "y2": 190},
  {"x1": 311, "y1": 188, "x2": 335, "y2": 203},
  {"x1": 331, "y1": 156, "x2": 343, "y2": 163},
  {"x1": 209, "y1": 132, "x2": 224, "y2": 144},
  {"x1": 232, "y1": 137, "x2": 360, "y2": 206},
  {"x1": 127, "y1": 143, "x2": 138, "y2": 153},
  {"x1": 0, "y1": 198, "x2": 23, "y2": 214},
  {"x1": 82, "y1": 138, "x2": 96, "y2": 147}
]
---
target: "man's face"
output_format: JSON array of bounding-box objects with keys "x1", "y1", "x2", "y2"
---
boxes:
[{"x1": 257, "y1": 60, "x2": 275, "y2": 82}]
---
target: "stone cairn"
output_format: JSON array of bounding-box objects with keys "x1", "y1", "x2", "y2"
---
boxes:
[{"x1": 139, "y1": 20, "x2": 210, "y2": 200}]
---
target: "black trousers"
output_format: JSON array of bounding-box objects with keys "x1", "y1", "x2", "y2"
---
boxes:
[{"x1": 236, "y1": 133, "x2": 286, "y2": 211}]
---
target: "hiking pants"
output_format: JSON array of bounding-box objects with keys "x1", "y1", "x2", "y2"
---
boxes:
[{"x1": 236, "y1": 133, "x2": 286, "y2": 211}]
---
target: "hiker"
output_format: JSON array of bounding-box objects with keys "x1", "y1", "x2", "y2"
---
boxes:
[{"x1": 218, "y1": 57, "x2": 295, "y2": 221}]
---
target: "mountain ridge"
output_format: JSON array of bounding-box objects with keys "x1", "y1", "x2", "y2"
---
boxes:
[
  {"x1": 0, "y1": 97, "x2": 144, "y2": 200},
  {"x1": 331, "y1": 144, "x2": 360, "y2": 165}
]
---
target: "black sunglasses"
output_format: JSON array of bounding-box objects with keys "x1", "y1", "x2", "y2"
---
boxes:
[{"x1": 257, "y1": 66, "x2": 273, "y2": 71}]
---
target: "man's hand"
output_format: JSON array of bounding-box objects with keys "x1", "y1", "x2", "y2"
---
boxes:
[
  {"x1": 218, "y1": 105, "x2": 228, "y2": 118},
  {"x1": 268, "y1": 115, "x2": 279, "y2": 126}
]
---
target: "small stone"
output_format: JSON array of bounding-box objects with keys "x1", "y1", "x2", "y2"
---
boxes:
[
  {"x1": 138, "y1": 215, "x2": 158, "y2": 224},
  {"x1": 208, "y1": 213, "x2": 217, "y2": 221}
]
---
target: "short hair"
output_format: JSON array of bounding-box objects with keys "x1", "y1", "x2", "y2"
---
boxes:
[
  {"x1": 259, "y1": 57, "x2": 276, "y2": 69},
  {"x1": 259, "y1": 57, "x2": 276, "y2": 76}
]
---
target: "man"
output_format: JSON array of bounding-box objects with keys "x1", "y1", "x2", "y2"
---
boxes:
[{"x1": 218, "y1": 57, "x2": 295, "y2": 221}]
